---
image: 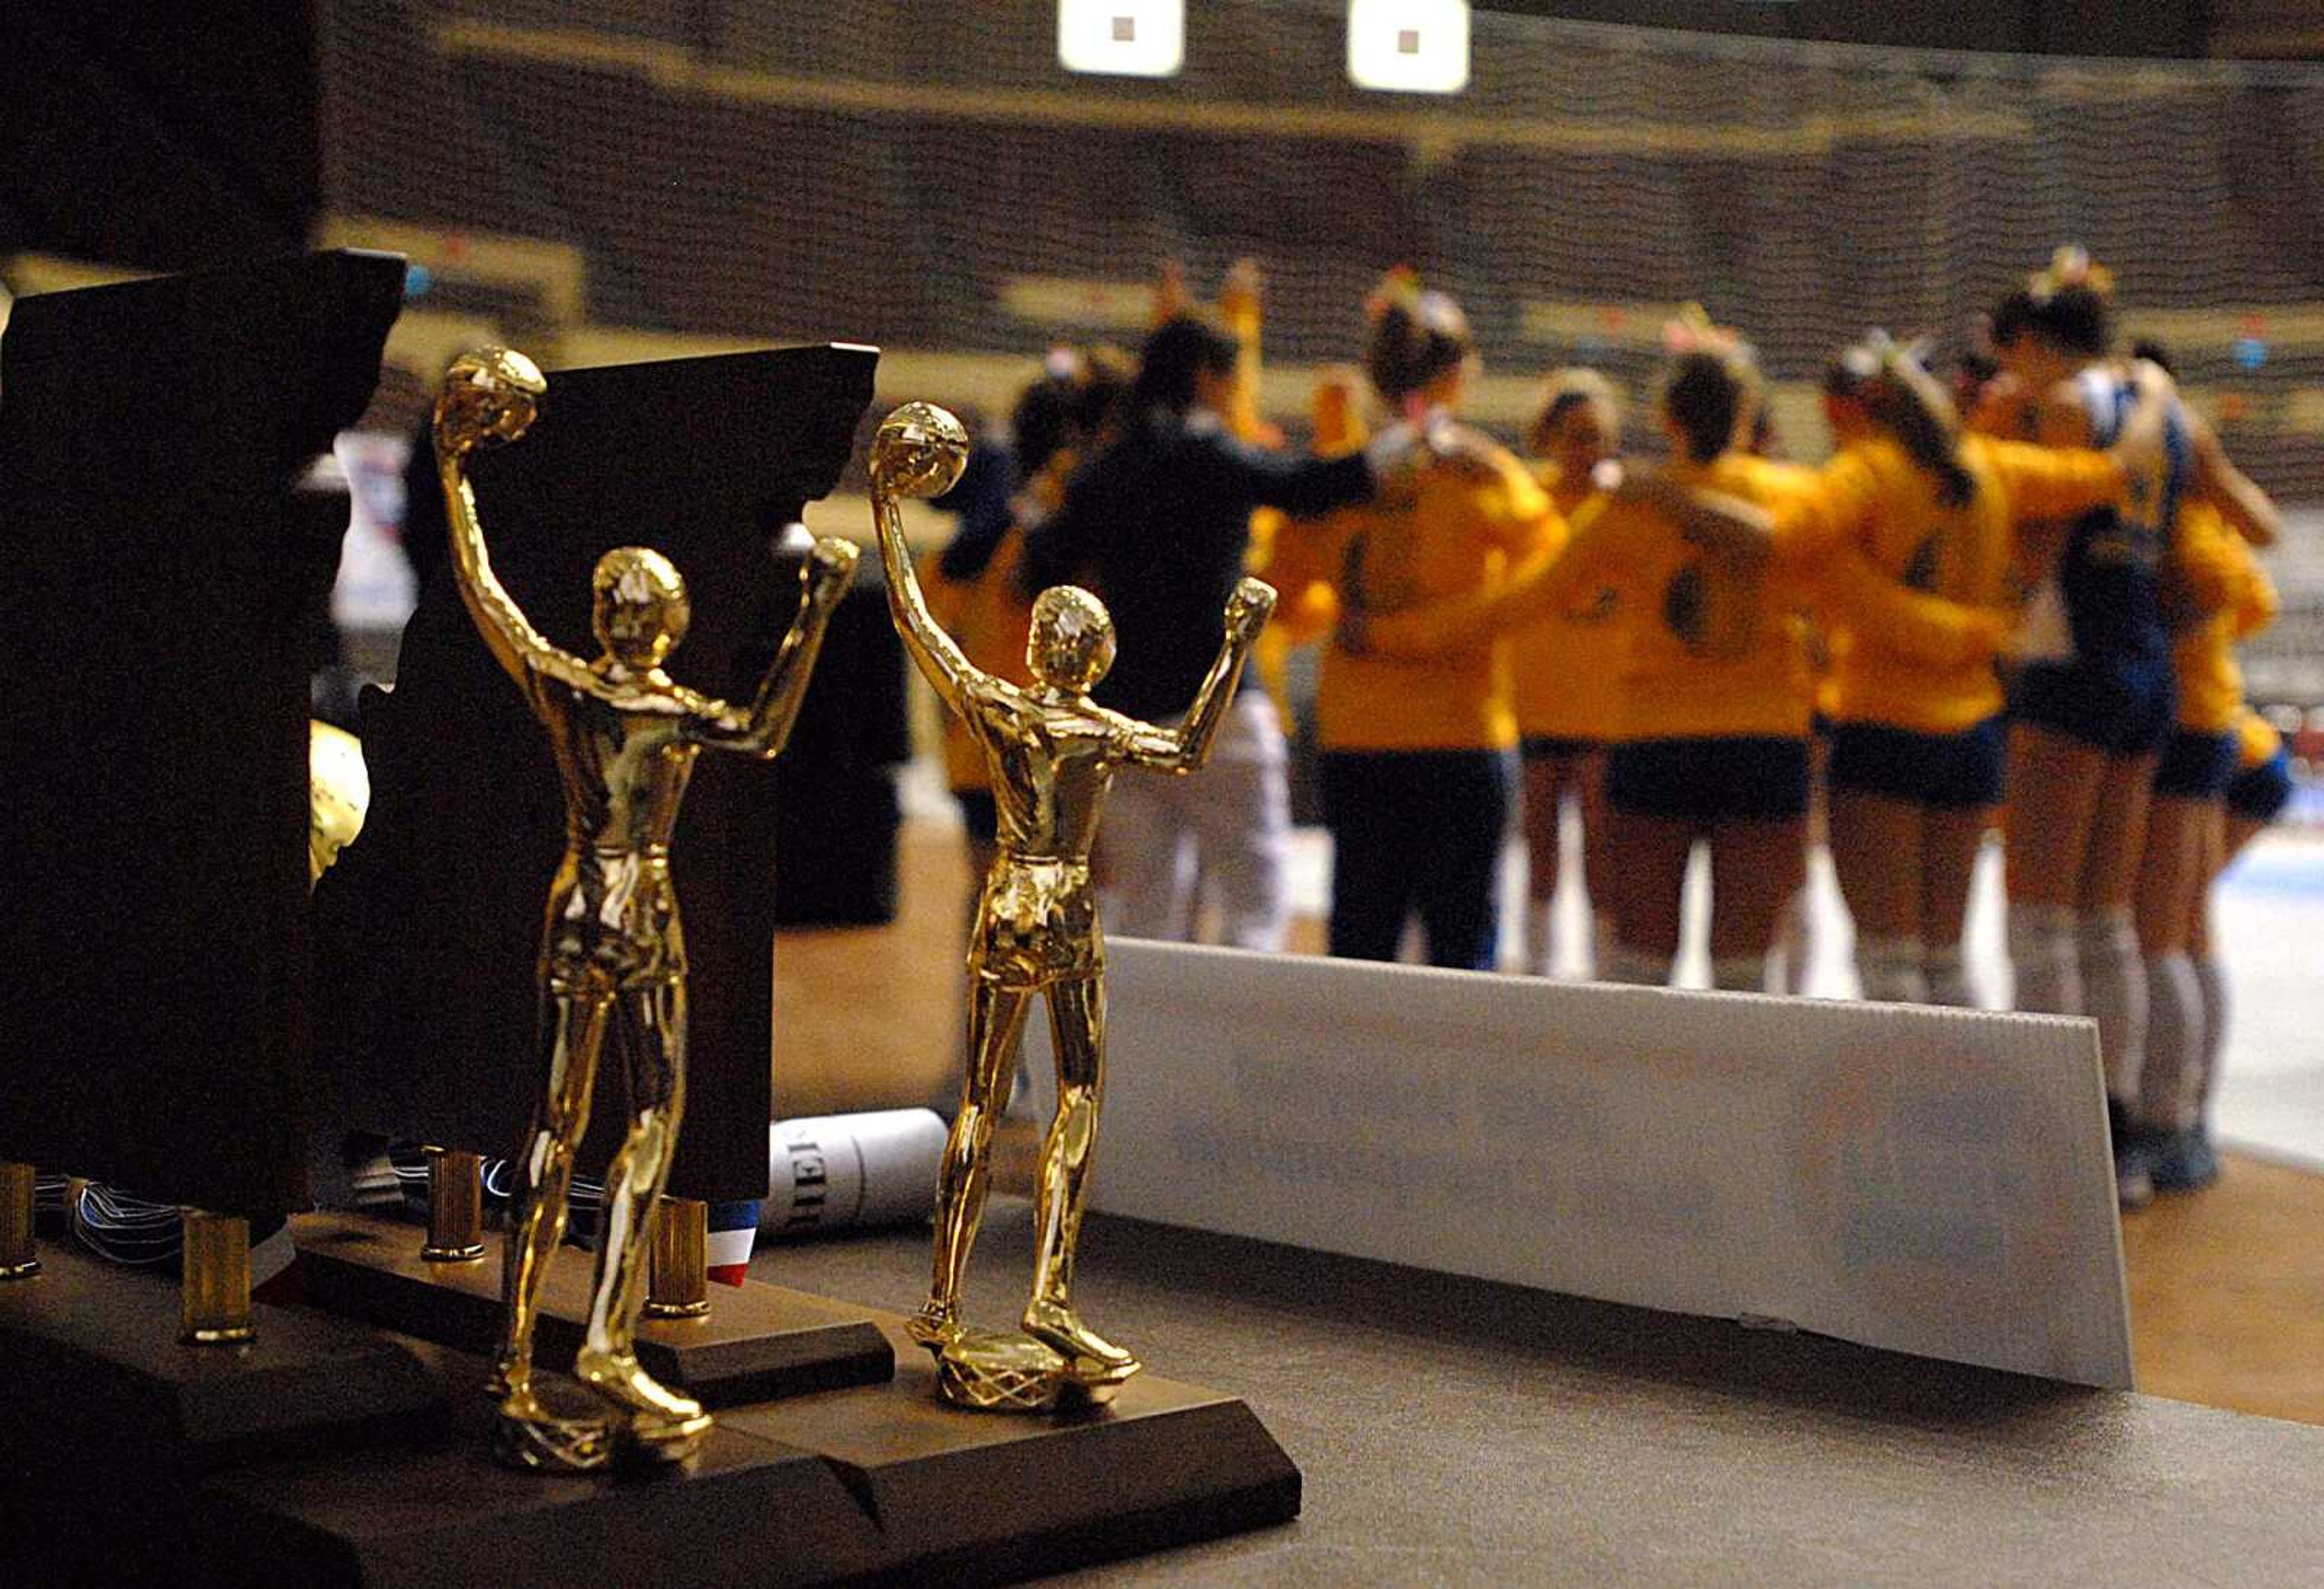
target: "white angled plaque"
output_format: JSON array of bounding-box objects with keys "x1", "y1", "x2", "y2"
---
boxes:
[{"x1": 1051, "y1": 943, "x2": 2133, "y2": 1389}]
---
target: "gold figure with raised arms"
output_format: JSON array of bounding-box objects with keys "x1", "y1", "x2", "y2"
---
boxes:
[
  {"x1": 870, "y1": 401, "x2": 1275, "y2": 1410},
  {"x1": 435, "y1": 347, "x2": 860, "y2": 1469}
]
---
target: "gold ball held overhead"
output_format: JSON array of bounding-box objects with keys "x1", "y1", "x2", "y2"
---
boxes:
[
  {"x1": 871, "y1": 402, "x2": 971, "y2": 500},
  {"x1": 440, "y1": 346, "x2": 548, "y2": 452}
]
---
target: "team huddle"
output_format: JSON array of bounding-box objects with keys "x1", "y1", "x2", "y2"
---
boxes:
[{"x1": 921, "y1": 251, "x2": 2293, "y2": 1211}]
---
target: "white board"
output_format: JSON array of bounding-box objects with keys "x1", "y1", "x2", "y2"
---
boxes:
[{"x1": 1036, "y1": 942, "x2": 2132, "y2": 1389}]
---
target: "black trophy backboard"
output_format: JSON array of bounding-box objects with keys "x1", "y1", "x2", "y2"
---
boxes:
[{"x1": 0, "y1": 251, "x2": 407, "y2": 1219}]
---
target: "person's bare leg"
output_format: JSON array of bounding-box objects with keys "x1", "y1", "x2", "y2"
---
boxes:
[
  {"x1": 1575, "y1": 748, "x2": 1613, "y2": 975},
  {"x1": 1022, "y1": 975, "x2": 1137, "y2": 1381},
  {"x1": 1707, "y1": 817, "x2": 1807, "y2": 988},
  {"x1": 911, "y1": 979, "x2": 1030, "y2": 1343},
  {"x1": 1830, "y1": 787, "x2": 1926, "y2": 1003},
  {"x1": 2004, "y1": 724, "x2": 2103, "y2": 1015},
  {"x1": 1920, "y1": 807, "x2": 1992, "y2": 1006},
  {"x1": 570, "y1": 980, "x2": 708, "y2": 1455},
  {"x1": 1601, "y1": 808, "x2": 1693, "y2": 983},
  {"x1": 1773, "y1": 736, "x2": 1832, "y2": 994}
]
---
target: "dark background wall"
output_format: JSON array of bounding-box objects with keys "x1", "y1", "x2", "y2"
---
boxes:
[
  {"x1": 1477, "y1": 1, "x2": 2211, "y2": 58},
  {"x1": 0, "y1": 2, "x2": 320, "y2": 269}
]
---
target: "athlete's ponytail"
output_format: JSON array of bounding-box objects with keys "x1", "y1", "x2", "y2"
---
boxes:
[
  {"x1": 1989, "y1": 244, "x2": 2115, "y2": 359},
  {"x1": 1656, "y1": 306, "x2": 1759, "y2": 465},
  {"x1": 1827, "y1": 332, "x2": 1974, "y2": 509},
  {"x1": 1364, "y1": 267, "x2": 1475, "y2": 407},
  {"x1": 1660, "y1": 351, "x2": 1753, "y2": 465}
]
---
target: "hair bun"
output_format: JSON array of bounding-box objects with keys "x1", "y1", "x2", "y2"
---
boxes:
[{"x1": 2030, "y1": 244, "x2": 2115, "y2": 304}]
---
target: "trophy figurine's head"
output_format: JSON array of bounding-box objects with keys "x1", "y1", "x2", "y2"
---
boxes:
[
  {"x1": 591, "y1": 546, "x2": 691, "y2": 670},
  {"x1": 436, "y1": 347, "x2": 547, "y2": 455},
  {"x1": 1027, "y1": 585, "x2": 1117, "y2": 694},
  {"x1": 870, "y1": 402, "x2": 970, "y2": 500}
]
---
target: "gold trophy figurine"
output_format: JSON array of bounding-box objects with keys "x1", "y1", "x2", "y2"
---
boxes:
[
  {"x1": 307, "y1": 719, "x2": 371, "y2": 888},
  {"x1": 434, "y1": 347, "x2": 862, "y2": 1471},
  {"x1": 870, "y1": 402, "x2": 1276, "y2": 1412}
]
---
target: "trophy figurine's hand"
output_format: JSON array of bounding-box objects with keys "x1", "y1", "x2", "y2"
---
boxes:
[
  {"x1": 435, "y1": 347, "x2": 548, "y2": 457},
  {"x1": 803, "y1": 536, "x2": 862, "y2": 606},
  {"x1": 1223, "y1": 577, "x2": 1278, "y2": 646}
]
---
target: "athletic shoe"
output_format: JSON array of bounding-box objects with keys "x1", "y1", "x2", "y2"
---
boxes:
[
  {"x1": 2109, "y1": 1099, "x2": 2156, "y2": 1211},
  {"x1": 2148, "y1": 1127, "x2": 2222, "y2": 1194}
]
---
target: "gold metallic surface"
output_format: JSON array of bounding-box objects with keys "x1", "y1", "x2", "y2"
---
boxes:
[
  {"x1": 645, "y1": 1196, "x2": 712, "y2": 1319},
  {"x1": 179, "y1": 1210, "x2": 256, "y2": 1345},
  {"x1": 872, "y1": 402, "x2": 1276, "y2": 1410},
  {"x1": 437, "y1": 347, "x2": 860, "y2": 1470},
  {"x1": 307, "y1": 719, "x2": 370, "y2": 888},
  {"x1": 0, "y1": 1163, "x2": 39, "y2": 1280},
  {"x1": 422, "y1": 1147, "x2": 486, "y2": 1263}
]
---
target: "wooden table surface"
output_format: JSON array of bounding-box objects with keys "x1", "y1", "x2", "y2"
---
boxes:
[{"x1": 763, "y1": 1201, "x2": 2324, "y2": 1587}]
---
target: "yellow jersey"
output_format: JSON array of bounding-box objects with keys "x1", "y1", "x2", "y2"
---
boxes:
[
  {"x1": 1269, "y1": 441, "x2": 1557, "y2": 752},
  {"x1": 920, "y1": 532, "x2": 1036, "y2": 793},
  {"x1": 2234, "y1": 704, "x2": 2282, "y2": 773},
  {"x1": 1551, "y1": 453, "x2": 1824, "y2": 742},
  {"x1": 1506, "y1": 462, "x2": 1629, "y2": 743},
  {"x1": 1782, "y1": 434, "x2": 2124, "y2": 735},
  {"x1": 2169, "y1": 501, "x2": 2279, "y2": 734}
]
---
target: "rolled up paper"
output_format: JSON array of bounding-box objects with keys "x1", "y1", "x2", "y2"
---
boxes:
[{"x1": 761, "y1": 1109, "x2": 949, "y2": 1242}]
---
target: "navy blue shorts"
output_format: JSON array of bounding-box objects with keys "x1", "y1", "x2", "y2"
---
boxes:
[
  {"x1": 2153, "y1": 729, "x2": 2239, "y2": 800},
  {"x1": 2011, "y1": 660, "x2": 2173, "y2": 757},
  {"x1": 2226, "y1": 744, "x2": 2294, "y2": 824},
  {"x1": 1521, "y1": 735, "x2": 1600, "y2": 761},
  {"x1": 1606, "y1": 736, "x2": 1811, "y2": 825},
  {"x1": 1827, "y1": 717, "x2": 2006, "y2": 810}
]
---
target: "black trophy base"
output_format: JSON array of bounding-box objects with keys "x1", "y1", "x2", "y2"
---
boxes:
[
  {"x1": 188, "y1": 1312, "x2": 1298, "y2": 1588},
  {"x1": 0, "y1": 1240, "x2": 445, "y2": 1463},
  {"x1": 290, "y1": 1210, "x2": 893, "y2": 1407},
  {"x1": 0, "y1": 1242, "x2": 448, "y2": 1582}
]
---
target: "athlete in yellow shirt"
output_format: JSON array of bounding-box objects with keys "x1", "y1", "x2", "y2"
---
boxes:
[
  {"x1": 2136, "y1": 502, "x2": 2277, "y2": 1191},
  {"x1": 1511, "y1": 370, "x2": 1627, "y2": 977},
  {"x1": 1264, "y1": 274, "x2": 1558, "y2": 969},
  {"x1": 1985, "y1": 258, "x2": 2278, "y2": 1206},
  {"x1": 1796, "y1": 335, "x2": 2132, "y2": 1008},
  {"x1": 1347, "y1": 339, "x2": 1817, "y2": 989}
]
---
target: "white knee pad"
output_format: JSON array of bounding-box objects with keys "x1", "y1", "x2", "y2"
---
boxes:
[
  {"x1": 2076, "y1": 908, "x2": 2147, "y2": 1106},
  {"x1": 1773, "y1": 888, "x2": 1814, "y2": 995},
  {"x1": 2142, "y1": 952, "x2": 2204, "y2": 1132},
  {"x1": 1525, "y1": 897, "x2": 1557, "y2": 978},
  {"x1": 1923, "y1": 943, "x2": 1977, "y2": 1009},
  {"x1": 2006, "y1": 903, "x2": 2079, "y2": 1016},
  {"x1": 1856, "y1": 933, "x2": 1929, "y2": 1004},
  {"x1": 1710, "y1": 953, "x2": 1768, "y2": 994},
  {"x1": 1589, "y1": 910, "x2": 1617, "y2": 981},
  {"x1": 2192, "y1": 954, "x2": 2227, "y2": 1112},
  {"x1": 1598, "y1": 941, "x2": 1669, "y2": 987}
]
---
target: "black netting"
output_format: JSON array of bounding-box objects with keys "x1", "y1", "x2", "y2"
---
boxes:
[{"x1": 318, "y1": 1, "x2": 2324, "y2": 695}]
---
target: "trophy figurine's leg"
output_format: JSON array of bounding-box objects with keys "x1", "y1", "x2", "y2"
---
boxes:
[
  {"x1": 910, "y1": 979, "x2": 1031, "y2": 1348},
  {"x1": 570, "y1": 978, "x2": 711, "y2": 1463},
  {"x1": 490, "y1": 987, "x2": 615, "y2": 1473},
  {"x1": 1020, "y1": 976, "x2": 1139, "y2": 1388}
]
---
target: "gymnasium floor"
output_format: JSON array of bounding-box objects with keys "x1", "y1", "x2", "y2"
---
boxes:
[{"x1": 776, "y1": 813, "x2": 2324, "y2": 1427}]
